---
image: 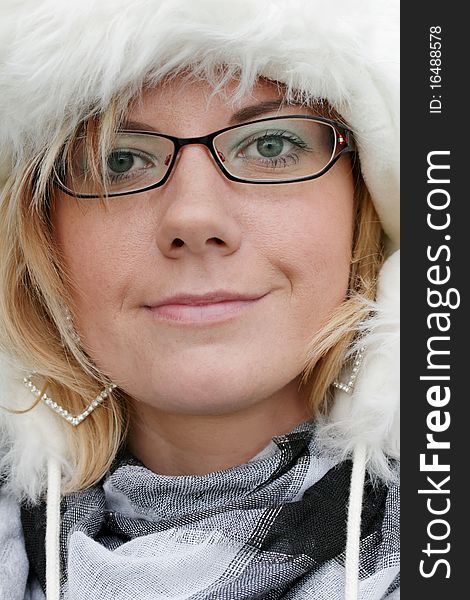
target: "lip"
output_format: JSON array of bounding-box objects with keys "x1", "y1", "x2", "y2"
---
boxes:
[{"x1": 144, "y1": 290, "x2": 267, "y2": 324}]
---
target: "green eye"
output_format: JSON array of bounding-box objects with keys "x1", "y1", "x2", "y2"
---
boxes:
[
  {"x1": 107, "y1": 151, "x2": 135, "y2": 173},
  {"x1": 256, "y1": 136, "x2": 285, "y2": 158}
]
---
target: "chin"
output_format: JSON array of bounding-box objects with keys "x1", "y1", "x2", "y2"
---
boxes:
[
  {"x1": 105, "y1": 343, "x2": 303, "y2": 416},
  {"x1": 124, "y1": 364, "x2": 279, "y2": 416},
  {"x1": 155, "y1": 377, "x2": 261, "y2": 415}
]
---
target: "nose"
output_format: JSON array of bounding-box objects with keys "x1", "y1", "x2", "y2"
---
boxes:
[{"x1": 155, "y1": 146, "x2": 242, "y2": 258}]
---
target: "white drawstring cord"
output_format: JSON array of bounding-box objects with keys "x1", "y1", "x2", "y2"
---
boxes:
[
  {"x1": 345, "y1": 443, "x2": 367, "y2": 600},
  {"x1": 46, "y1": 456, "x2": 62, "y2": 600}
]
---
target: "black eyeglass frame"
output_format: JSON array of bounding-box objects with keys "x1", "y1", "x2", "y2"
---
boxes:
[{"x1": 55, "y1": 115, "x2": 356, "y2": 198}]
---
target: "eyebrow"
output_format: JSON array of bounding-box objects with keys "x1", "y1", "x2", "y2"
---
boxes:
[
  {"x1": 228, "y1": 100, "x2": 286, "y2": 125},
  {"x1": 120, "y1": 100, "x2": 289, "y2": 133},
  {"x1": 121, "y1": 120, "x2": 159, "y2": 132}
]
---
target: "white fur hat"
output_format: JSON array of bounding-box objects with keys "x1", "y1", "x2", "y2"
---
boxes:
[{"x1": 0, "y1": 0, "x2": 399, "y2": 498}]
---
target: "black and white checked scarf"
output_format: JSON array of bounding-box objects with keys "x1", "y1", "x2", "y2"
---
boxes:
[{"x1": 21, "y1": 421, "x2": 399, "y2": 599}]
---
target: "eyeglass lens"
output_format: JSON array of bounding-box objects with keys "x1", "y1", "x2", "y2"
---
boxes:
[
  {"x1": 62, "y1": 118, "x2": 338, "y2": 195},
  {"x1": 214, "y1": 118, "x2": 336, "y2": 182}
]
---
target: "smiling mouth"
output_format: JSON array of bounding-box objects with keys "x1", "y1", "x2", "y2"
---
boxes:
[{"x1": 144, "y1": 291, "x2": 267, "y2": 324}]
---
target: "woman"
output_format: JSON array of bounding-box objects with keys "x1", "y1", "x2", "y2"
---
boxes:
[{"x1": 0, "y1": 0, "x2": 399, "y2": 599}]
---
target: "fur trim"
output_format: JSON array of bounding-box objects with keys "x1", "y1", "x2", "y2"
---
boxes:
[
  {"x1": 0, "y1": 0, "x2": 399, "y2": 248},
  {"x1": 317, "y1": 251, "x2": 400, "y2": 481},
  {"x1": 0, "y1": 356, "x2": 72, "y2": 502}
]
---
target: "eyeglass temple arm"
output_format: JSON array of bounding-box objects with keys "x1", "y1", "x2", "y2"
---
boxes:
[{"x1": 347, "y1": 130, "x2": 356, "y2": 151}]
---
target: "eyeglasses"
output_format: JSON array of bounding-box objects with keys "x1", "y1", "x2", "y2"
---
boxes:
[{"x1": 55, "y1": 115, "x2": 355, "y2": 198}]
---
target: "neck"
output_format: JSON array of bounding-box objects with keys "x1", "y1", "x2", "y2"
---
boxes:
[{"x1": 126, "y1": 379, "x2": 312, "y2": 475}]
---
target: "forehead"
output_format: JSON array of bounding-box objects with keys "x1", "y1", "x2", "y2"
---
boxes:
[{"x1": 127, "y1": 78, "x2": 302, "y2": 136}]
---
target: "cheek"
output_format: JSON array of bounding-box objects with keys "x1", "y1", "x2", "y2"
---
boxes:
[
  {"x1": 249, "y1": 176, "x2": 354, "y2": 326},
  {"x1": 51, "y1": 198, "x2": 154, "y2": 315}
]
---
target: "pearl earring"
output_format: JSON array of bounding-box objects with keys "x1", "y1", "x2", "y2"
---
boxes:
[
  {"x1": 332, "y1": 346, "x2": 365, "y2": 394},
  {"x1": 23, "y1": 374, "x2": 116, "y2": 426}
]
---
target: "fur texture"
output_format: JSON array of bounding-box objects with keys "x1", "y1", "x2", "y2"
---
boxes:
[
  {"x1": 0, "y1": 0, "x2": 399, "y2": 499},
  {"x1": 0, "y1": 356, "x2": 72, "y2": 502},
  {"x1": 317, "y1": 251, "x2": 400, "y2": 481}
]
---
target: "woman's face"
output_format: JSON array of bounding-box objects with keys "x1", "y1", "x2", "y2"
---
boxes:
[{"x1": 52, "y1": 79, "x2": 355, "y2": 415}]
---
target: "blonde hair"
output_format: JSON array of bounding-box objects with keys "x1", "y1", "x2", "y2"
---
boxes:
[{"x1": 0, "y1": 85, "x2": 384, "y2": 493}]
